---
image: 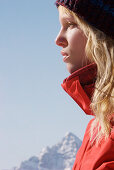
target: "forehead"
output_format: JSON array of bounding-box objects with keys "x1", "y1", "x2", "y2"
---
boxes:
[{"x1": 58, "y1": 7, "x2": 75, "y2": 23}]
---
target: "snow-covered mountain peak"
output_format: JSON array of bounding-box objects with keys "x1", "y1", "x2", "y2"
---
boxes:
[
  {"x1": 6, "y1": 132, "x2": 82, "y2": 170},
  {"x1": 65, "y1": 131, "x2": 75, "y2": 137},
  {"x1": 64, "y1": 131, "x2": 81, "y2": 143}
]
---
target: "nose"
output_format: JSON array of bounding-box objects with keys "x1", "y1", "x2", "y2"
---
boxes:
[{"x1": 55, "y1": 29, "x2": 68, "y2": 48}]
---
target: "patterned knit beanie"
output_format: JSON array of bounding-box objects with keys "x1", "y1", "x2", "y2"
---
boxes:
[{"x1": 55, "y1": 0, "x2": 114, "y2": 40}]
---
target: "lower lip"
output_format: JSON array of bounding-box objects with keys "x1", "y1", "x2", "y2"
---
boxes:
[{"x1": 63, "y1": 56, "x2": 70, "y2": 62}]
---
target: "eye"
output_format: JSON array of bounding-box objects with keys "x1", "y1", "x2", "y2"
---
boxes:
[{"x1": 67, "y1": 21, "x2": 78, "y2": 29}]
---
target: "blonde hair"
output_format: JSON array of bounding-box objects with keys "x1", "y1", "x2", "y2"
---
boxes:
[{"x1": 58, "y1": 5, "x2": 114, "y2": 147}]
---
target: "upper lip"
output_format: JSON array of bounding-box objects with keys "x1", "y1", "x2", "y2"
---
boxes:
[{"x1": 61, "y1": 51, "x2": 69, "y2": 56}]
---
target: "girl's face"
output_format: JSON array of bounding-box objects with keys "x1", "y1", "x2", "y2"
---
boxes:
[{"x1": 55, "y1": 7, "x2": 91, "y2": 74}]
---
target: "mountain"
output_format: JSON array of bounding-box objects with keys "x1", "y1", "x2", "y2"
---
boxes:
[{"x1": 6, "y1": 132, "x2": 82, "y2": 170}]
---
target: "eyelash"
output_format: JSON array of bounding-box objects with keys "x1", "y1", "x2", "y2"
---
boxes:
[{"x1": 67, "y1": 22, "x2": 77, "y2": 28}]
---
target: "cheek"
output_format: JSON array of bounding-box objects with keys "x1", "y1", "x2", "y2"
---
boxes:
[{"x1": 69, "y1": 30, "x2": 87, "y2": 51}]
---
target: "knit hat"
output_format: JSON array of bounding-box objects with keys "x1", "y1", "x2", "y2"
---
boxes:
[{"x1": 55, "y1": 0, "x2": 114, "y2": 40}]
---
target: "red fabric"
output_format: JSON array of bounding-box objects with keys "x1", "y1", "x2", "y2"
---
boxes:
[
  {"x1": 61, "y1": 62, "x2": 114, "y2": 170},
  {"x1": 61, "y1": 62, "x2": 97, "y2": 116}
]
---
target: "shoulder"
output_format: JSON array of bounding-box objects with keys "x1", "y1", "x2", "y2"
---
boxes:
[
  {"x1": 86, "y1": 117, "x2": 95, "y2": 130},
  {"x1": 82, "y1": 117, "x2": 95, "y2": 141},
  {"x1": 87, "y1": 117, "x2": 114, "y2": 141}
]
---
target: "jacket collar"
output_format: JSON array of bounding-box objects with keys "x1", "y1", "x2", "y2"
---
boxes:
[{"x1": 61, "y1": 62, "x2": 97, "y2": 116}]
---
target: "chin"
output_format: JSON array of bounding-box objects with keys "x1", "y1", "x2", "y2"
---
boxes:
[
  {"x1": 66, "y1": 64, "x2": 81, "y2": 74},
  {"x1": 66, "y1": 61, "x2": 91, "y2": 74}
]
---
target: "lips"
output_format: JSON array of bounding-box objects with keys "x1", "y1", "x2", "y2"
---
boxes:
[
  {"x1": 61, "y1": 51, "x2": 70, "y2": 62},
  {"x1": 61, "y1": 51, "x2": 68, "y2": 57}
]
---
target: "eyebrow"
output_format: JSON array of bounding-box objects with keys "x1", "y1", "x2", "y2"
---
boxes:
[{"x1": 60, "y1": 14, "x2": 76, "y2": 25}]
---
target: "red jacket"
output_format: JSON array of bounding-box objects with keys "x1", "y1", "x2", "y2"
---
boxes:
[{"x1": 61, "y1": 62, "x2": 114, "y2": 170}]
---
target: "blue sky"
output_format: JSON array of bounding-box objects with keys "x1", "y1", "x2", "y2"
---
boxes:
[{"x1": 0, "y1": 0, "x2": 94, "y2": 169}]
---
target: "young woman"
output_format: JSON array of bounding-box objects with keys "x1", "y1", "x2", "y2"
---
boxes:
[{"x1": 55, "y1": 0, "x2": 114, "y2": 169}]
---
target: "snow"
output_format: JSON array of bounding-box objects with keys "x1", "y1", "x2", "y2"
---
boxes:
[{"x1": 5, "y1": 132, "x2": 82, "y2": 170}]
